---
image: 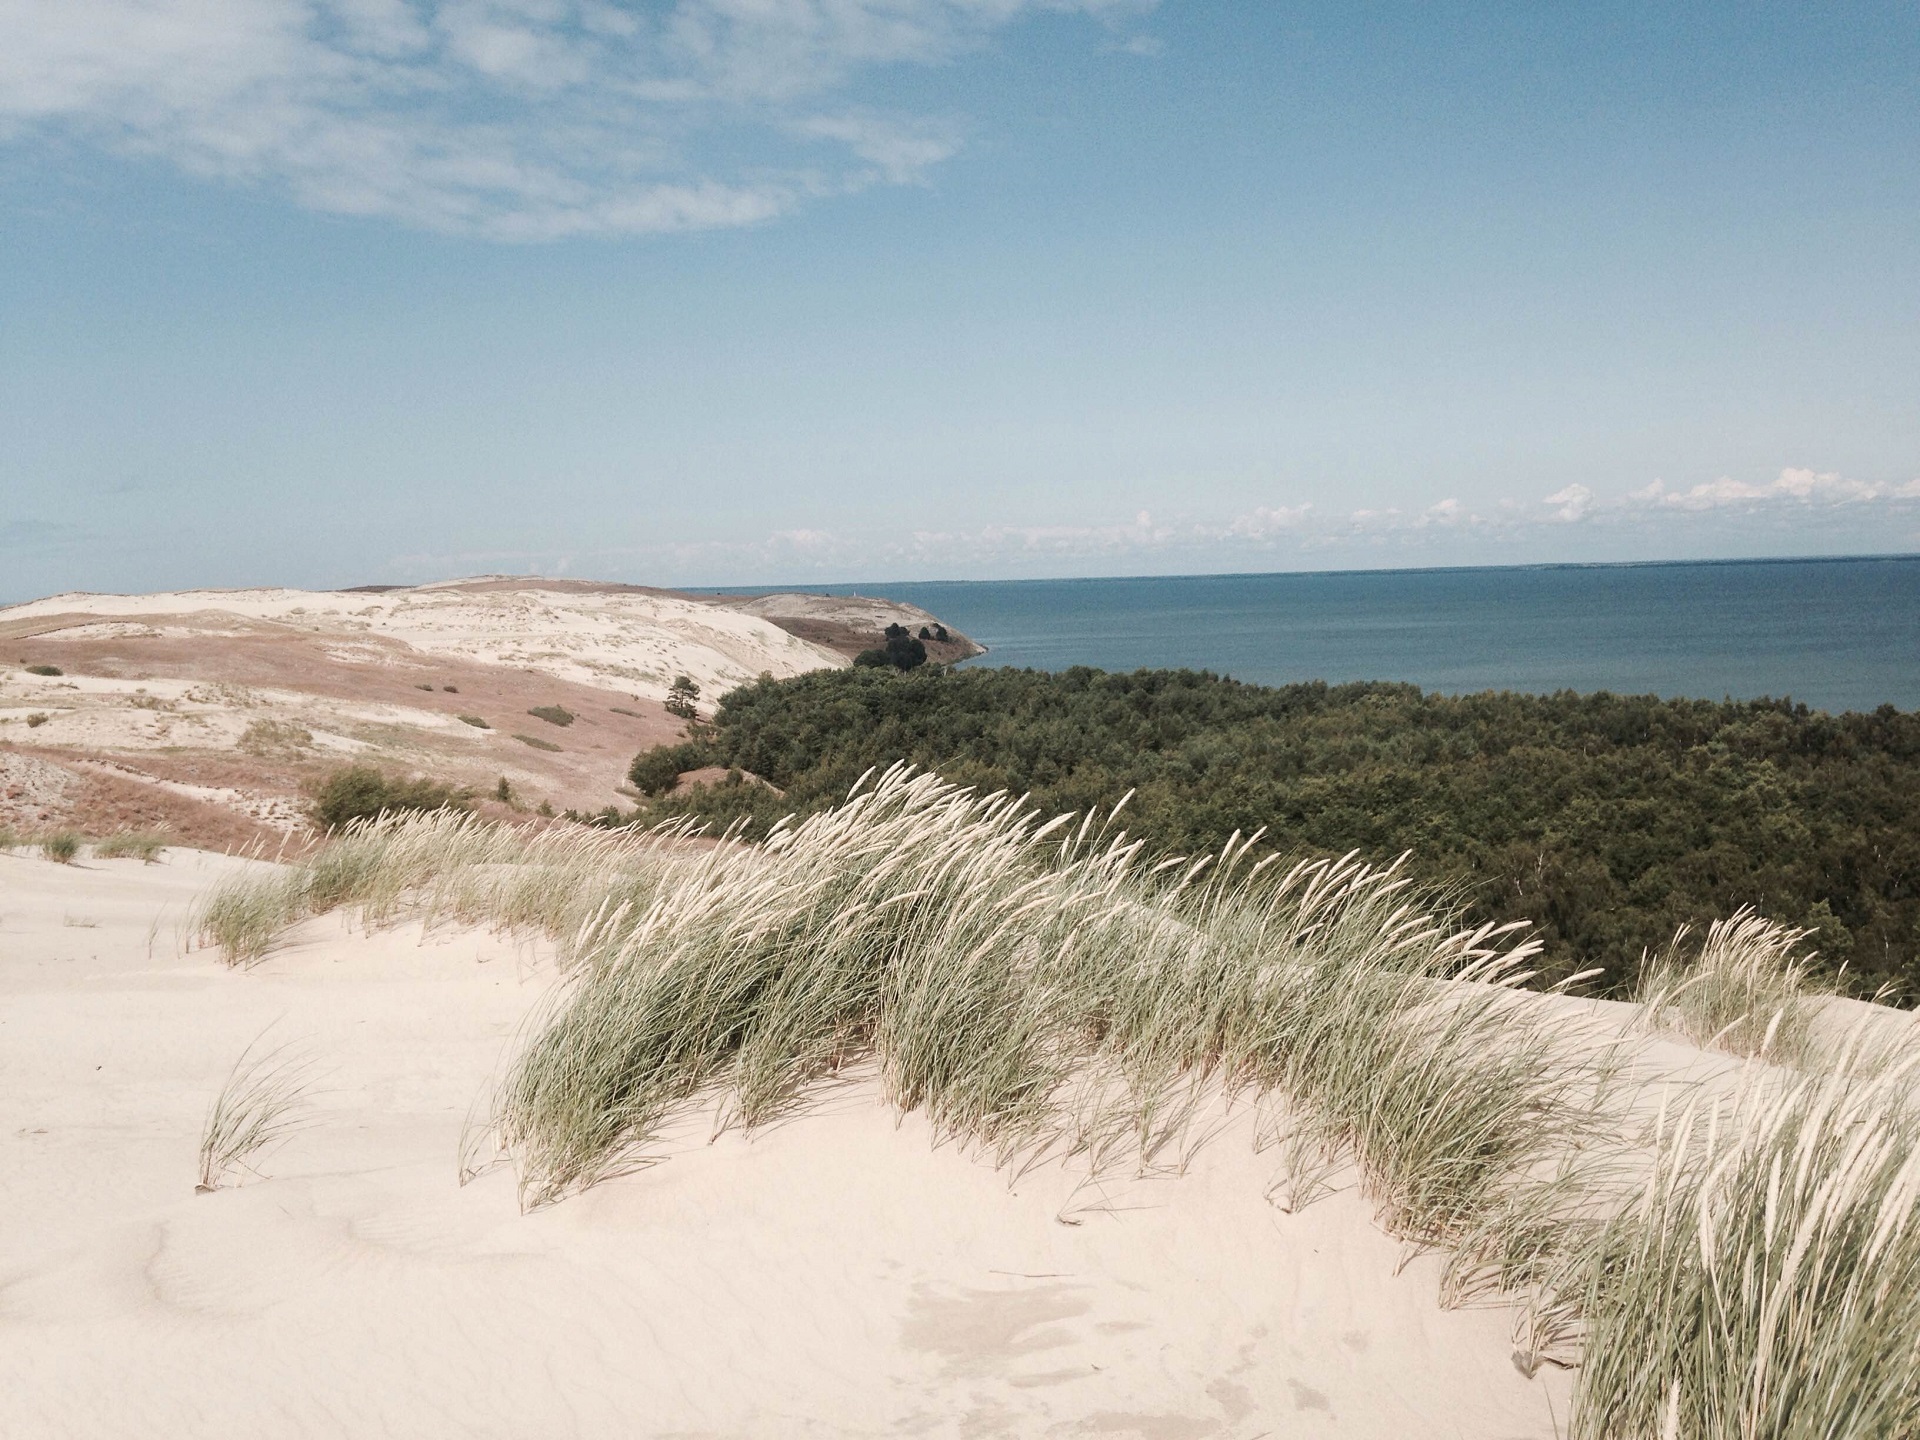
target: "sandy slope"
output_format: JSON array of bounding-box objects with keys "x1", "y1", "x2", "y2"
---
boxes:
[
  {"x1": 2, "y1": 849, "x2": 1574, "y2": 1439},
  {"x1": 0, "y1": 577, "x2": 979, "y2": 842}
]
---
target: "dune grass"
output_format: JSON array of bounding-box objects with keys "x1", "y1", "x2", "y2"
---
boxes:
[
  {"x1": 192, "y1": 807, "x2": 696, "y2": 968},
  {"x1": 94, "y1": 831, "x2": 168, "y2": 863},
  {"x1": 196, "y1": 1037, "x2": 314, "y2": 1191},
  {"x1": 1561, "y1": 1044, "x2": 1920, "y2": 1439},
  {"x1": 39, "y1": 831, "x2": 81, "y2": 863},
  {"x1": 196, "y1": 766, "x2": 1920, "y2": 1434},
  {"x1": 1636, "y1": 908, "x2": 1829, "y2": 1064}
]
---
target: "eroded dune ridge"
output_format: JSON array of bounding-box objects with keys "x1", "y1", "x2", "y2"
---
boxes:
[
  {"x1": 0, "y1": 577, "x2": 979, "y2": 845},
  {"x1": 7, "y1": 769, "x2": 1920, "y2": 1438}
]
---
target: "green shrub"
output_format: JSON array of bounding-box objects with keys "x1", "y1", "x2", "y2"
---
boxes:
[
  {"x1": 628, "y1": 741, "x2": 710, "y2": 796},
  {"x1": 528, "y1": 705, "x2": 575, "y2": 727},
  {"x1": 310, "y1": 765, "x2": 466, "y2": 833},
  {"x1": 25, "y1": 664, "x2": 62, "y2": 676},
  {"x1": 40, "y1": 832, "x2": 81, "y2": 863},
  {"x1": 854, "y1": 626, "x2": 928, "y2": 671},
  {"x1": 515, "y1": 734, "x2": 562, "y2": 753},
  {"x1": 458, "y1": 714, "x2": 490, "y2": 728},
  {"x1": 25, "y1": 712, "x2": 51, "y2": 728}
]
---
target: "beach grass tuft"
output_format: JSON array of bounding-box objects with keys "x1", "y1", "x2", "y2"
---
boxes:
[
  {"x1": 39, "y1": 831, "x2": 82, "y2": 863},
  {"x1": 196, "y1": 1036, "x2": 315, "y2": 1191},
  {"x1": 94, "y1": 831, "x2": 168, "y2": 863},
  {"x1": 1635, "y1": 908, "x2": 1828, "y2": 1064}
]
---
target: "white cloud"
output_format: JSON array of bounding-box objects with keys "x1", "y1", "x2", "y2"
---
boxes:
[
  {"x1": 0, "y1": 0, "x2": 1143, "y2": 238},
  {"x1": 1225, "y1": 503, "x2": 1311, "y2": 540},
  {"x1": 1629, "y1": 468, "x2": 1920, "y2": 512},
  {"x1": 1542, "y1": 484, "x2": 1593, "y2": 522}
]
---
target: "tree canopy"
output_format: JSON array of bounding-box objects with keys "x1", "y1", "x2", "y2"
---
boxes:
[{"x1": 627, "y1": 665, "x2": 1920, "y2": 999}]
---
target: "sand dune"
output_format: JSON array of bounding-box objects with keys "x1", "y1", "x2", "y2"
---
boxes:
[
  {"x1": 0, "y1": 578, "x2": 977, "y2": 843},
  {"x1": 3, "y1": 847, "x2": 1571, "y2": 1439}
]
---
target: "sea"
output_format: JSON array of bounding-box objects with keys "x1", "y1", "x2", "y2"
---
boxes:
[{"x1": 720, "y1": 556, "x2": 1920, "y2": 715}]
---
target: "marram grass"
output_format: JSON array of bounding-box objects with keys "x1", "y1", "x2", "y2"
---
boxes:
[
  {"x1": 199, "y1": 765, "x2": 1920, "y2": 1438},
  {"x1": 1636, "y1": 908, "x2": 1830, "y2": 1065}
]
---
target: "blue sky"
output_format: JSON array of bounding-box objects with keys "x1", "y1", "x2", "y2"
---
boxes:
[{"x1": 3, "y1": 1, "x2": 1917, "y2": 599}]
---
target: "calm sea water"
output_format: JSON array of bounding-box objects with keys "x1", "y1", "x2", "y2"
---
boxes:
[{"x1": 744, "y1": 557, "x2": 1920, "y2": 715}]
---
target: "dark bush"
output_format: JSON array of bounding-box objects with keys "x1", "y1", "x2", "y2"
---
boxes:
[
  {"x1": 515, "y1": 734, "x2": 562, "y2": 752},
  {"x1": 528, "y1": 705, "x2": 575, "y2": 727},
  {"x1": 24, "y1": 664, "x2": 61, "y2": 676},
  {"x1": 310, "y1": 765, "x2": 466, "y2": 833},
  {"x1": 855, "y1": 632, "x2": 928, "y2": 671},
  {"x1": 665, "y1": 675, "x2": 701, "y2": 721},
  {"x1": 629, "y1": 740, "x2": 710, "y2": 796}
]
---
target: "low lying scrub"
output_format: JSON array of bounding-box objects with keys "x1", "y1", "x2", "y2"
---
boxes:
[{"x1": 309, "y1": 764, "x2": 467, "y2": 833}]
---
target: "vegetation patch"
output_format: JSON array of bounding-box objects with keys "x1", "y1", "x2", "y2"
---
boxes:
[
  {"x1": 628, "y1": 741, "x2": 707, "y2": 796},
  {"x1": 239, "y1": 718, "x2": 313, "y2": 756},
  {"x1": 515, "y1": 733, "x2": 562, "y2": 752},
  {"x1": 95, "y1": 832, "x2": 168, "y2": 863},
  {"x1": 24, "y1": 664, "x2": 62, "y2": 676},
  {"x1": 626, "y1": 665, "x2": 1920, "y2": 998},
  {"x1": 458, "y1": 714, "x2": 491, "y2": 728},
  {"x1": 527, "y1": 705, "x2": 575, "y2": 727},
  {"x1": 39, "y1": 831, "x2": 81, "y2": 863},
  {"x1": 854, "y1": 623, "x2": 928, "y2": 671},
  {"x1": 309, "y1": 764, "x2": 468, "y2": 833}
]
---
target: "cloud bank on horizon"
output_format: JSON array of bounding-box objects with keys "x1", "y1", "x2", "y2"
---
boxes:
[
  {"x1": 366, "y1": 468, "x2": 1920, "y2": 585},
  {"x1": 0, "y1": 0, "x2": 1146, "y2": 238}
]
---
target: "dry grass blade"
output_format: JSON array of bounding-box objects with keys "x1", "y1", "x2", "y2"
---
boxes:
[{"x1": 196, "y1": 1036, "x2": 316, "y2": 1192}]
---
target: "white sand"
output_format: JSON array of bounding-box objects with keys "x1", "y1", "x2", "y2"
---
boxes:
[
  {"x1": 3, "y1": 850, "x2": 1574, "y2": 1439},
  {"x1": 3, "y1": 584, "x2": 844, "y2": 706}
]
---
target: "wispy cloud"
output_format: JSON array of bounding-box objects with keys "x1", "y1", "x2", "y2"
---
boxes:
[
  {"x1": 0, "y1": 0, "x2": 1145, "y2": 239},
  {"x1": 378, "y1": 467, "x2": 1920, "y2": 585},
  {"x1": 1626, "y1": 468, "x2": 1920, "y2": 512}
]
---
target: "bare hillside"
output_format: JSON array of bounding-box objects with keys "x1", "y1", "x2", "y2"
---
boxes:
[{"x1": 0, "y1": 577, "x2": 978, "y2": 843}]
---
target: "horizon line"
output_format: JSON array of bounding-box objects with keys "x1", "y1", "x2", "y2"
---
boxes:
[{"x1": 683, "y1": 549, "x2": 1920, "y2": 596}]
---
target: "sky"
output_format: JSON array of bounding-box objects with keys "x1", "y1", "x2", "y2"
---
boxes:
[{"x1": 2, "y1": 0, "x2": 1918, "y2": 600}]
